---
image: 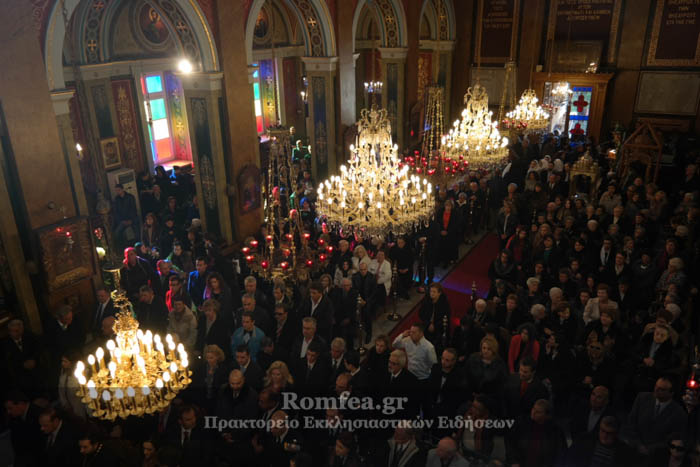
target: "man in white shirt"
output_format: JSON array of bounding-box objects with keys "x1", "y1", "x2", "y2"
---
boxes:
[{"x1": 392, "y1": 323, "x2": 437, "y2": 381}]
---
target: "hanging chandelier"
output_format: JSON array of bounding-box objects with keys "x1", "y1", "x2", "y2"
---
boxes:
[
  {"x1": 551, "y1": 81, "x2": 573, "y2": 106},
  {"x1": 73, "y1": 288, "x2": 191, "y2": 421},
  {"x1": 317, "y1": 107, "x2": 434, "y2": 237},
  {"x1": 243, "y1": 128, "x2": 329, "y2": 281},
  {"x1": 442, "y1": 83, "x2": 509, "y2": 170},
  {"x1": 502, "y1": 89, "x2": 551, "y2": 133},
  {"x1": 421, "y1": 86, "x2": 445, "y2": 155}
]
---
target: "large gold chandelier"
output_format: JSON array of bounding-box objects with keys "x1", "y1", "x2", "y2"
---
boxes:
[
  {"x1": 73, "y1": 288, "x2": 191, "y2": 421},
  {"x1": 502, "y1": 89, "x2": 551, "y2": 133},
  {"x1": 441, "y1": 83, "x2": 509, "y2": 170},
  {"x1": 317, "y1": 107, "x2": 434, "y2": 237}
]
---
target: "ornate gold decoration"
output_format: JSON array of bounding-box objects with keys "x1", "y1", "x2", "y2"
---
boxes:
[
  {"x1": 73, "y1": 288, "x2": 191, "y2": 421},
  {"x1": 502, "y1": 89, "x2": 550, "y2": 134},
  {"x1": 569, "y1": 150, "x2": 600, "y2": 199},
  {"x1": 316, "y1": 107, "x2": 434, "y2": 237},
  {"x1": 38, "y1": 218, "x2": 94, "y2": 293}
]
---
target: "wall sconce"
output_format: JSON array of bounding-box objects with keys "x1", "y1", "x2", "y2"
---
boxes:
[
  {"x1": 300, "y1": 90, "x2": 307, "y2": 103},
  {"x1": 76, "y1": 143, "x2": 84, "y2": 161},
  {"x1": 177, "y1": 58, "x2": 193, "y2": 74}
]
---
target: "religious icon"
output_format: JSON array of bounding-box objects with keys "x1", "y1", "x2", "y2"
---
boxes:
[
  {"x1": 100, "y1": 137, "x2": 122, "y2": 170},
  {"x1": 238, "y1": 165, "x2": 262, "y2": 214},
  {"x1": 254, "y1": 6, "x2": 269, "y2": 40},
  {"x1": 140, "y1": 5, "x2": 169, "y2": 44}
]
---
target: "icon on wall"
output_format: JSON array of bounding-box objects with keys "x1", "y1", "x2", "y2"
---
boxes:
[
  {"x1": 140, "y1": 5, "x2": 169, "y2": 45},
  {"x1": 238, "y1": 165, "x2": 261, "y2": 214},
  {"x1": 100, "y1": 137, "x2": 122, "y2": 170}
]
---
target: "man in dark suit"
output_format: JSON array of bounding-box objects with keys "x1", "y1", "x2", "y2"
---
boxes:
[
  {"x1": 298, "y1": 281, "x2": 335, "y2": 344},
  {"x1": 380, "y1": 349, "x2": 419, "y2": 420},
  {"x1": 328, "y1": 337, "x2": 347, "y2": 388},
  {"x1": 496, "y1": 201, "x2": 519, "y2": 249},
  {"x1": 253, "y1": 410, "x2": 304, "y2": 467},
  {"x1": 428, "y1": 348, "x2": 468, "y2": 425},
  {"x1": 244, "y1": 275, "x2": 272, "y2": 315},
  {"x1": 187, "y1": 257, "x2": 209, "y2": 310},
  {"x1": 2, "y1": 320, "x2": 43, "y2": 397},
  {"x1": 290, "y1": 317, "x2": 328, "y2": 360},
  {"x1": 44, "y1": 305, "x2": 85, "y2": 397},
  {"x1": 622, "y1": 376, "x2": 687, "y2": 456},
  {"x1": 352, "y1": 262, "x2": 377, "y2": 344},
  {"x1": 564, "y1": 416, "x2": 638, "y2": 467},
  {"x1": 330, "y1": 277, "x2": 358, "y2": 349},
  {"x1": 373, "y1": 425, "x2": 426, "y2": 467},
  {"x1": 344, "y1": 351, "x2": 369, "y2": 397},
  {"x1": 155, "y1": 259, "x2": 179, "y2": 299},
  {"x1": 134, "y1": 285, "x2": 169, "y2": 335},
  {"x1": 502, "y1": 356, "x2": 549, "y2": 420},
  {"x1": 38, "y1": 408, "x2": 78, "y2": 467},
  {"x1": 164, "y1": 405, "x2": 214, "y2": 467},
  {"x1": 4, "y1": 391, "x2": 43, "y2": 466},
  {"x1": 271, "y1": 303, "x2": 298, "y2": 359},
  {"x1": 506, "y1": 399, "x2": 566, "y2": 467},
  {"x1": 236, "y1": 293, "x2": 273, "y2": 338},
  {"x1": 216, "y1": 370, "x2": 259, "y2": 444},
  {"x1": 569, "y1": 385, "x2": 615, "y2": 441},
  {"x1": 293, "y1": 341, "x2": 330, "y2": 398},
  {"x1": 232, "y1": 344, "x2": 264, "y2": 392},
  {"x1": 92, "y1": 287, "x2": 115, "y2": 337},
  {"x1": 597, "y1": 236, "x2": 616, "y2": 273}
]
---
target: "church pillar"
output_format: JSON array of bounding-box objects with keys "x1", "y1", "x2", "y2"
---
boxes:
[
  {"x1": 179, "y1": 72, "x2": 233, "y2": 244},
  {"x1": 217, "y1": 0, "x2": 263, "y2": 241},
  {"x1": 378, "y1": 47, "x2": 408, "y2": 146},
  {"x1": 51, "y1": 90, "x2": 89, "y2": 217},
  {"x1": 337, "y1": 0, "x2": 357, "y2": 130},
  {"x1": 301, "y1": 57, "x2": 338, "y2": 181}
]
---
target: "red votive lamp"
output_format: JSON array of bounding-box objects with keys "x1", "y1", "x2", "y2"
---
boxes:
[
  {"x1": 326, "y1": 246, "x2": 334, "y2": 253},
  {"x1": 318, "y1": 239, "x2": 325, "y2": 246},
  {"x1": 250, "y1": 240, "x2": 259, "y2": 249},
  {"x1": 241, "y1": 247, "x2": 250, "y2": 255},
  {"x1": 261, "y1": 260, "x2": 269, "y2": 269},
  {"x1": 319, "y1": 254, "x2": 327, "y2": 262},
  {"x1": 280, "y1": 262, "x2": 289, "y2": 270},
  {"x1": 266, "y1": 235, "x2": 273, "y2": 243},
  {"x1": 245, "y1": 255, "x2": 254, "y2": 264},
  {"x1": 305, "y1": 260, "x2": 313, "y2": 267}
]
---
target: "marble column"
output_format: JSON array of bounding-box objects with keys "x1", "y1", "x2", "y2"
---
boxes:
[
  {"x1": 217, "y1": 0, "x2": 263, "y2": 240},
  {"x1": 301, "y1": 57, "x2": 338, "y2": 181},
  {"x1": 51, "y1": 90, "x2": 89, "y2": 217},
  {"x1": 378, "y1": 47, "x2": 408, "y2": 146},
  {"x1": 179, "y1": 72, "x2": 233, "y2": 244}
]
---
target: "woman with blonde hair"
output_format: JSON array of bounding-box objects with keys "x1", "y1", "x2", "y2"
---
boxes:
[
  {"x1": 264, "y1": 360, "x2": 295, "y2": 393},
  {"x1": 189, "y1": 344, "x2": 228, "y2": 413},
  {"x1": 352, "y1": 245, "x2": 372, "y2": 272},
  {"x1": 466, "y1": 335, "x2": 508, "y2": 397}
]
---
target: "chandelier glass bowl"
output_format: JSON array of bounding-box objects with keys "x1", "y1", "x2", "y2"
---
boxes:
[
  {"x1": 317, "y1": 107, "x2": 434, "y2": 237},
  {"x1": 441, "y1": 83, "x2": 509, "y2": 170}
]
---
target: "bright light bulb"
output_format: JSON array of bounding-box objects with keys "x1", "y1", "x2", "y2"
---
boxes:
[{"x1": 177, "y1": 58, "x2": 193, "y2": 73}]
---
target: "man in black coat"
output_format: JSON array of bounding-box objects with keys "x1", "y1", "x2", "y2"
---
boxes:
[
  {"x1": 502, "y1": 357, "x2": 549, "y2": 420},
  {"x1": 290, "y1": 317, "x2": 328, "y2": 361},
  {"x1": 112, "y1": 183, "x2": 139, "y2": 249},
  {"x1": 330, "y1": 278, "x2": 358, "y2": 349},
  {"x1": 344, "y1": 351, "x2": 370, "y2": 397},
  {"x1": 418, "y1": 283, "x2": 451, "y2": 349},
  {"x1": 569, "y1": 385, "x2": 615, "y2": 441},
  {"x1": 243, "y1": 275, "x2": 272, "y2": 315},
  {"x1": 4, "y1": 391, "x2": 43, "y2": 466},
  {"x1": 236, "y1": 293, "x2": 273, "y2": 338},
  {"x1": 563, "y1": 416, "x2": 638, "y2": 467},
  {"x1": 121, "y1": 247, "x2": 158, "y2": 301},
  {"x1": 294, "y1": 341, "x2": 331, "y2": 397},
  {"x1": 298, "y1": 281, "x2": 335, "y2": 344},
  {"x1": 232, "y1": 344, "x2": 265, "y2": 392},
  {"x1": 379, "y1": 349, "x2": 420, "y2": 420},
  {"x1": 38, "y1": 408, "x2": 79, "y2": 467},
  {"x1": 91, "y1": 287, "x2": 115, "y2": 337},
  {"x1": 2, "y1": 320, "x2": 43, "y2": 397},
  {"x1": 352, "y1": 263, "x2": 377, "y2": 343},
  {"x1": 134, "y1": 285, "x2": 169, "y2": 335},
  {"x1": 389, "y1": 236, "x2": 414, "y2": 299},
  {"x1": 506, "y1": 399, "x2": 566, "y2": 467},
  {"x1": 253, "y1": 410, "x2": 304, "y2": 467},
  {"x1": 77, "y1": 432, "x2": 120, "y2": 467},
  {"x1": 427, "y1": 348, "x2": 468, "y2": 427},
  {"x1": 272, "y1": 303, "x2": 298, "y2": 359},
  {"x1": 44, "y1": 305, "x2": 85, "y2": 397},
  {"x1": 164, "y1": 405, "x2": 214, "y2": 467},
  {"x1": 373, "y1": 425, "x2": 426, "y2": 467}
]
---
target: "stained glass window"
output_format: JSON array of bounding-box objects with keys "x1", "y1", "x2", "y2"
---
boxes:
[
  {"x1": 568, "y1": 86, "x2": 592, "y2": 138},
  {"x1": 142, "y1": 73, "x2": 173, "y2": 164},
  {"x1": 252, "y1": 66, "x2": 264, "y2": 134}
]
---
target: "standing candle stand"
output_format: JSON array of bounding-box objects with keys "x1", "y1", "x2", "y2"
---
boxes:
[
  {"x1": 356, "y1": 294, "x2": 367, "y2": 357},
  {"x1": 387, "y1": 264, "x2": 401, "y2": 321}
]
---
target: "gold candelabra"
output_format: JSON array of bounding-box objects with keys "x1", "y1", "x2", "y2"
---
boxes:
[
  {"x1": 73, "y1": 288, "x2": 191, "y2": 421},
  {"x1": 421, "y1": 86, "x2": 445, "y2": 156},
  {"x1": 317, "y1": 107, "x2": 434, "y2": 237},
  {"x1": 442, "y1": 84, "x2": 509, "y2": 170}
]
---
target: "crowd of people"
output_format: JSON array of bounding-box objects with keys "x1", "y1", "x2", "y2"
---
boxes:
[{"x1": 1, "y1": 131, "x2": 699, "y2": 467}]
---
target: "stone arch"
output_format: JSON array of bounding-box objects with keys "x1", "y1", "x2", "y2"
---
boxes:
[
  {"x1": 419, "y1": 0, "x2": 456, "y2": 41},
  {"x1": 352, "y1": 0, "x2": 408, "y2": 52},
  {"x1": 44, "y1": 0, "x2": 219, "y2": 90},
  {"x1": 245, "y1": 0, "x2": 335, "y2": 64}
]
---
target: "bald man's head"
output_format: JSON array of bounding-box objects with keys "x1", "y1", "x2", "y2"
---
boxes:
[
  {"x1": 436, "y1": 437, "x2": 458, "y2": 460},
  {"x1": 229, "y1": 369, "x2": 244, "y2": 392}
]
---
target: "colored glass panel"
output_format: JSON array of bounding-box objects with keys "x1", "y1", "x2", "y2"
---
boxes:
[
  {"x1": 254, "y1": 100, "x2": 262, "y2": 117},
  {"x1": 568, "y1": 119, "x2": 588, "y2": 136},
  {"x1": 253, "y1": 82, "x2": 261, "y2": 101},
  {"x1": 146, "y1": 75, "x2": 163, "y2": 93},
  {"x1": 256, "y1": 115, "x2": 263, "y2": 133},
  {"x1": 144, "y1": 102, "x2": 151, "y2": 121},
  {"x1": 155, "y1": 138, "x2": 172, "y2": 160},
  {"x1": 150, "y1": 98, "x2": 166, "y2": 120},
  {"x1": 153, "y1": 118, "x2": 170, "y2": 140}
]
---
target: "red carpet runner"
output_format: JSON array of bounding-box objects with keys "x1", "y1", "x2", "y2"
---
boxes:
[{"x1": 389, "y1": 234, "x2": 500, "y2": 340}]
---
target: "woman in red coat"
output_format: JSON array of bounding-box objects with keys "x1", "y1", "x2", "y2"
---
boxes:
[{"x1": 508, "y1": 322, "x2": 540, "y2": 373}]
